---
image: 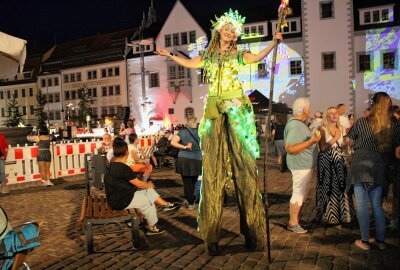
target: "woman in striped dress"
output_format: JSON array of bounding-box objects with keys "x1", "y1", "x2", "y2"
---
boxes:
[{"x1": 316, "y1": 107, "x2": 356, "y2": 225}]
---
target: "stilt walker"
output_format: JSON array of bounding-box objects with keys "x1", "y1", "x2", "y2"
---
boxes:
[
  {"x1": 264, "y1": 0, "x2": 292, "y2": 262},
  {"x1": 156, "y1": 9, "x2": 283, "y2": 256}
]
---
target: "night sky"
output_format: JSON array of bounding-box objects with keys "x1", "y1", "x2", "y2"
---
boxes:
[{"x1": 1, "y1": 0, "x2": 291, "y2": 49}]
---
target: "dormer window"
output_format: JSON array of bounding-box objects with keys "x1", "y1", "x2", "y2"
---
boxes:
[{"x1": 359, "y1": 5, "x2": 394, "y2": 25}]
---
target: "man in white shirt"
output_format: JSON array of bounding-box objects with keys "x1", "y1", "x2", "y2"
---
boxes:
[{"x1": 337, "y1": 104, "x2": 351, "y2": 135}]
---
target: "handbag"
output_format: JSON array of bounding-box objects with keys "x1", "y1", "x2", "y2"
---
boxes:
[{"x1": 204, "y1": 96, "x2": 222, "y2": 120}]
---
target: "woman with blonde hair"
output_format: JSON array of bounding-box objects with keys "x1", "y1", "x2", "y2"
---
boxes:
[
  {"x1": 347, "y1": 92, "x2": 400, "y2": 250},
  {"x1": 316, "y1": 107, "x2": 356, "y2": 225},
  {"x1": 171, "y1": 117, "x2": 202, "y2": 210}
]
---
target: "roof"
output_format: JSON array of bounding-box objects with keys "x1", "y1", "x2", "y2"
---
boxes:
[{"x1": 42, "y1": 28, "x2": 137, "y2": 73}]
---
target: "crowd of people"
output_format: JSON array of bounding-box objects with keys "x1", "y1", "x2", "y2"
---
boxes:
[{"x1": 283, "y1": 94, "x2": 400, "y2": 252}]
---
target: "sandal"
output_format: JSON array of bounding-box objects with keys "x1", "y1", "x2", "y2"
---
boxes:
[{"x1": 355, "y1": 240, "x2": 370, "y2": 251}]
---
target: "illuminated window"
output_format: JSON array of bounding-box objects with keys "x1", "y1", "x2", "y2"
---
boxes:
[
  {"x1": 358, "y1": 54, "x2": 371, "y2": 71},
  {"x1": 290, "y1": 60, "x2": 302, "y2": 75},
  {"x1": 251, "y1": 26, "x2": 257, "y2": 34},
  {"x1": 181, "y1": 32, "x2": 188, "y2": 45},
  {"x1": 383, "y1": 52, "x2": 395, "y2": 70},
  {"x1": 320, "y1": 1, "x2": 334, "y2": 19},
  {"x1": 150, "y1": 73, "x2": 159, "y2": 87},
  {"x1": 165, "y1": 34, "x2": 171, "y2": 47},
  {"x1": 322, "y1": 52, "x2": 336, "y2": 70},
  {"x1": 173, "y1": 33, "x2": 179, "y2": 46}
]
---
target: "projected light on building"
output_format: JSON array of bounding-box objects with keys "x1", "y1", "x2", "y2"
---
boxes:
[
  {"x1": 188, "y1": 37, "x2": 305, "y2": 104},
  {"x1": 364, "y1": 26, "x2": 400, "y2": 100}
]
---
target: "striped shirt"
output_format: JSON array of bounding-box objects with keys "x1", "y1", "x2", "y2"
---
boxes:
[{"x1": 347, "y1": 118, "x2": 400, "y2": 152}]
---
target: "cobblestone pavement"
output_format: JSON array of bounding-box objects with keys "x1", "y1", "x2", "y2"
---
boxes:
[{"x1": 1, "y1": 159, "x2": 399, "y2": 270}]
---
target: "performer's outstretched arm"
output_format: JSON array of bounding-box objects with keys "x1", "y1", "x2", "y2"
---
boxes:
[
  {"x1": 243, "y1": 32, "x2": 283, "y2": 64},
  {"x1": 156, "y1": 48, "x2": 204, "y2": 69}
]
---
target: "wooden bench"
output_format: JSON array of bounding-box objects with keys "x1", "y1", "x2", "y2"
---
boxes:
[{"x1": 79, "y1": 194, "x2": 142, "y2": 254}]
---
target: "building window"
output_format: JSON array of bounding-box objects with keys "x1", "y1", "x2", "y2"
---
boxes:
[
  {"x1": 169, "y1": 66, "x2": 177, "y2": 79},
  {"x1": 244, "y1": 27, "x2": 249, "y2": 35},
  {"x1": 64, "y1": 74, "x2": 69, "y2": 83},
  {"x1": 55, "y1": 111, "x2": 61, "y2": 120},
  {"x1": 150, "y1": 73, "x2": 159, "y2": 87},
  {"x1": 109, "y1": 106, "x2": 115, "y2": 115},
  {"x1": 108, "y1": 68, "x2": 113, "y2": 77},
  {"x1": 49, "y1": 94, "x2": 54, "y2": 103},
  {"x1": 49, "y1": 111, "x2": 54, "y2": 121},
  {"x1": 290, "y1": 60, "x2": 302, "y2": 75},
  {"x1": 93, "y1": 70, "x2": 97, "y2": 79},
  {"x1": 109, "y1": 86, "x2": 114, "y2": 95},
  {"x1": 22, "y1": 106, "x2": 26, "y2": 115},
  {"x1": 178, "y1": 66, "x2": 185, "y2": 79},
  {"x1": 71, "y1": 90, "x2": 77, "y2": 100},
  {"x1": 165, "y1": 34, "x2": 171, "y2": 47},
  {"x1": 173, "y1": 33, "x2": 179, "y2": 46},
  {"x1": 115, "y1": 85, "x2": 120, "y2": 95},
  {"x1": 251, "y1": 26, "x2": 257, "y2": 34},
  {"x1": 54, "y1": 77, "x2": 59, "y2": 86},
  {"x1": 364, "y1": 12, "x2": 371, "y2": 23},
  {"x1": 87, "y1": 71, "x2": 92, "y2": 80},
  {"x1": 358, "y1": 54, "x2": 371, "y2": 72},
  {"x1": 102, "y1": 107, "x2": 107, "y2": 116},
  {"x1": 189, "y1": 31, "x2": 196, "y2": 43},
  {"x1": 41, "y1": 79, "x2": 46, "y2": 87},
  {"x1": 373, "y1": 10, "x2": 380, "y2": 22},
  {"x1": 55, "y1": 93, "x2": 60, "y2": 102},
  {"x1": 92, "y1": 87, "x2": 97, "y2": 97},
  {"x1": 258, "y1": 25, "x2": 264, "y2": 35},
  {"x1": 101, "y1": 69, "x2": 107, "y2": 78},
  {"x1": 383, "y1": 51, "x2": 395, "y2": 69},
  {"x1": 29, "y1": 88, "x2": 33, "y2": 97},
  {"x1": 70, "y1": 73, "x2": 75, "y2": 82},
  {"x1": 65, "y1": 91, "x2": 70, "y2": 100},
  {"x1": 92, "y1": 108, "x2": 98, "y2": 118},
  {"x1": 102, "y1": 87, "x2": 107, "y2": 96},
  {"x1": 290, "y1": 21, "x2": 297, "y2": 32},
  {"x1": 7, "y1": 91, "x2": 10, "y2": 99},
  {"x1": 1, "y1": 108, "x2": 4, "y2": 117},
  {"x1": 14, "y1": 89, "x2": 18, "y2": 98},
  {"x1": 181, "y1": 32, "x2": 188, "y2": 45},
  {"x1": 0, "y1": 91, "x2": 3, "y2": 99},
  {"x1": 48, "y1": 78, "x2": 52, "y2": 87},
  {"x1": 30, "y1": 105, "x2": 34, "y2": 115},
  {"x1": 115, "y1": 67, "x2": 120, "y2": 76},
  {"x1": 77, "y1": 73, "x2": 81, "y2": 81},
  {"x1": 322, "y1": 52, "x2": 336, "y2": 70},
  {"x1": 22, "y1": 88, "x2": 26, "y2": 97},
  {"x1": 320, "y1": 1, "x2": 334, "y2": 19},
  {"x1": 382, "y1": 9, "x2": 389, "y2": 21}
]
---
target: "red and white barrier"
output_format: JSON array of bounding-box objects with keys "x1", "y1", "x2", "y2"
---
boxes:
[{"x1": 5, "y1": 136, "x2": 158, "y2": 185}]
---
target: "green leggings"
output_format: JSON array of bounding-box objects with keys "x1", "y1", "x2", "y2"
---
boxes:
[{"x1": 198, "y1": 103, "x2": 266, "y2": 251}]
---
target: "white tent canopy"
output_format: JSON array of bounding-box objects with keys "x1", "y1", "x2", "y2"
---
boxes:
[{"x1": 0, "y1": 32, "x2": 27, "y2": 80}]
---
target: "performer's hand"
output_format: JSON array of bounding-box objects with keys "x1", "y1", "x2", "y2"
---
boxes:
[
  {"x1": 156, "y1": 47, "x2": 171, "y2": 57},
  {"x1": 273, "y1": 32, "x2": 283, "y2": 42}
]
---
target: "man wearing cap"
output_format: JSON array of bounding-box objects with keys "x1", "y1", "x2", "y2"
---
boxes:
[{"x1": 153, "y1": 130, "x2": 173, "y2": 167}]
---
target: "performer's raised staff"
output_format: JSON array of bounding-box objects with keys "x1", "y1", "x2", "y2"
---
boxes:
[{"x1": 157, "y1": 9, "x2": 282, "y2": 255}]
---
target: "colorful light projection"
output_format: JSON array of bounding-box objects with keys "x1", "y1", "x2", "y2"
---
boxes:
[
  {"x1": 237, "y1": 41, "x2": 305, "y2": 104},
  {"x1": 364, "y1": 26, "x2": 400, "y2": 100},
  {"x1": 188, "y1": 37, "x2": 305, "y2": 104}
]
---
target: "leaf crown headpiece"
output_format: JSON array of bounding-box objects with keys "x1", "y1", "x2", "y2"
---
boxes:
[{"x1": 211, "y1": 9, "x2": 246, "y2": 40}]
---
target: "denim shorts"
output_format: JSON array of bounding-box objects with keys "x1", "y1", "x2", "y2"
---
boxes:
[{"x1": 37, "y1": 150, "x2": 51, "y2": 162}]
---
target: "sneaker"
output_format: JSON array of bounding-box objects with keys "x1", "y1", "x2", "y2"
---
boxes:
[
  {"x1": 45, "y1": 180, "x2": 54, "y2": 186},
  {"x1": 145, "y1": 224, "x2": 165, "y2": 235},
  {"x1": 369, "y1": 238, "x2": 386, "y2": 250},
  {"x1": 162, "y1": 203, "x2": 180, "y2": 212},
  {"x1": 355, "y1": 240, "x2": 370, "y2": 251},
  {"x1": 0, "y1": 186, "x2": 9, "y2": 194},
  {"x1": 287, "y1": 224, "x2": 308, "y2": 234}
]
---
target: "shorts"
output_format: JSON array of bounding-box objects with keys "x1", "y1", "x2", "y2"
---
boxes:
[{"x1": 37, "y1": 150, "x2": 51, "y2": 162}]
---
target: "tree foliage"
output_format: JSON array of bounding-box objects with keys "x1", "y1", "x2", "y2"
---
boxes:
[
  {"x1": 77, "y1": 85, "x2": 94, "y2": 127},
  {"x1": 5, "y1": 94, "x2": 23, "y2": 127},
  {"x1": 35, "y1": 89, "x2": 48, "y2": 130}
]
